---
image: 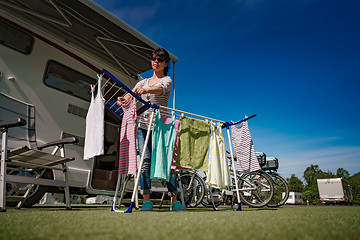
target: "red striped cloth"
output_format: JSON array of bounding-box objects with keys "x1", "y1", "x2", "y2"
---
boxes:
[
  {"x1": 231, "y1": 121, "x2": 260, "y2": 173},
  {"x1": 118, "y1": 96, "x2": 138, "y2": 174}
]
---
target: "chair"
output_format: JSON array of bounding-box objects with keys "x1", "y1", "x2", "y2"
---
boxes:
[{"x1": 0, "y1": 93, "x2": 78, "y2": 211}]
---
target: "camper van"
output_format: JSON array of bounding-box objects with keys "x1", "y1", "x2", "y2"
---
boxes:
[
  {"x1": 0, "y1": 0, "x2": 177, "y2": 207},
  {"x1": 317, "y1": 178, "x2": 353, "y2": 205},
  {"x1": 283, "y1": 192, "x2": 303, "y2": 205}
]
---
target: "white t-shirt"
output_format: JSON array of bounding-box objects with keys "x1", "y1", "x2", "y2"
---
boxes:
[{"x1": 134, "y1": 76, "x2": 172, "y2": 130}]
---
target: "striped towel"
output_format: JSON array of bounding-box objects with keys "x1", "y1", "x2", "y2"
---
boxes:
[
  {"x1": 231, "y1": 121, "x2": 260, "y2": 173},
  {"x1": 118, "y1": 96, "x2": 138, "y2": 174}
]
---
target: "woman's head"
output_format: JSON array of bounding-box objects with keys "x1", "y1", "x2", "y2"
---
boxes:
[{"x1": 151, "y1": 47, "x2": 170, "y2": 76}]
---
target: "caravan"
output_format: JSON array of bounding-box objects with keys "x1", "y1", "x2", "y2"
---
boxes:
[
  {"x1": 317, "y1": 178, "x2": 353, "y2": 205},
  {"x1": 0, "y1": 0, "x2": 177, "y2": 207},
  {"x1": 283, "y1": 192, "x2": 303, "y2": 205}
]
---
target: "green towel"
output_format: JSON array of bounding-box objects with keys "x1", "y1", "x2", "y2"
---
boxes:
[{"x1": 176, "y1": 117, "x2": 210, "y2": 170}]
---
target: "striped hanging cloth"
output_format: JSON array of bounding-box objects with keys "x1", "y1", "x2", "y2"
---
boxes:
[
  {"x1": 231, "y1": 121, "x2": 260, "y2": 173},
  {"x1": 118, "y1": 96, "x2": 138, "y2": 174}
]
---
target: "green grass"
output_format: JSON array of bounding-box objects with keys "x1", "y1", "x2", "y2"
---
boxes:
[{"x1": 1, "y1": 205, "x2": 360, "y2": 240}]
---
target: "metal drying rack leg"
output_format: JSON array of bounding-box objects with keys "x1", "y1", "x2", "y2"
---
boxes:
[{"x1": 125, "y1": 110, "x2": 155, "y2": 213}]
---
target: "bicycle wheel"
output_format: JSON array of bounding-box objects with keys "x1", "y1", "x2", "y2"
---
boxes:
[
  {"x1": 267, "y1": 172, "x2": 289, "y2": 207},
  {"x1": 200, "y1": 184, "x2": 223, "y2": 208},
  {"x1": 178, "y1": 172, "x2": 205, "y2": 208},
  {"x1": 237, "y1": 171, "x2": 274, "y2": 208}
]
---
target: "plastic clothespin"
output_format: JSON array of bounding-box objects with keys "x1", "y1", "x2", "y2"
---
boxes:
[{"x1": 97, "y1": 73, "x2": 103, "y2": 80}]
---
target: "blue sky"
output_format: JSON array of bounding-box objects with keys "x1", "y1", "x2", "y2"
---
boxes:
[{"x1": 93, "y1": 0, "x2": 360, "y2": 180}]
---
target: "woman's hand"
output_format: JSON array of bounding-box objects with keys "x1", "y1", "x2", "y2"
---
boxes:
[
  {"x1": 133, "y1": 86, "x2": 148, "y2": 96},
  {"x1": 117, "y1": 96, "x2": 128, "y2": 106}
]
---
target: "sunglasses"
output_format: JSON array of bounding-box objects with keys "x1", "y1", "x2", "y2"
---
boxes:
[{"x1": 151, "y1": 57, "x2": 166, "y2": 62}]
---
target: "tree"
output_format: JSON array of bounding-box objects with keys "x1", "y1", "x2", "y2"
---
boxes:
[
  {"x1": 303, "y1": 165, "x2": 333, "y2": 204},
  {"x1": 349, "y1": 172, "x2": 360, "y2": 205},
  {"x1": 287, "y1": 174, "x2": 304, "y2": 192},
  {"x1": 302, "y1": 187, "x2": 322, "y2": 205},
  {"x1": 303, "y1": 164, "x2": 323, "y2": 187},
  {"x1": 335, "y1": 168, "x2": 350, "y2": 179}
]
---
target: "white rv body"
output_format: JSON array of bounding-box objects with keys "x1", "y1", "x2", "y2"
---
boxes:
[
  {"x1": 284, "y1": 192, "x2": 303, "y2": 205},
  {"x1": 317, "y1": 178, "x2": 353, "y2": 205},
  {"x1": 0, "y1": 0, "x2": 177, "y2": 205}
]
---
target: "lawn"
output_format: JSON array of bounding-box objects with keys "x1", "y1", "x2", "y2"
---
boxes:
[{"x1": 0, "y1": 205, "x2": 359, "y2": 240}]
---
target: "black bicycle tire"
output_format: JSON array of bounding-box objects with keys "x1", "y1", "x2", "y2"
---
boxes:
[
  {"x1": 178, "y1": 172, "x2": 205, "y2": 208},
  {"x1": 200, "y1": 185, "x2": 223, "y2": 208},
  {"x1": 238, "y1": 171, "x2": 274, "y2": 208},
  {"x1": 267, "y1": 172, "x2": 289, "y2": 207}
]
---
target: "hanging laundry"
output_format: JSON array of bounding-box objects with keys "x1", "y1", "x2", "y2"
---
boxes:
[
  {"x1": 206, "y1": 122, "x2": 231, "y2": 189},
  {"x1": 84, "y1": 75, "x2": 105, "y2": 160},
  {"x1": 160, "y1": 115, "x2": 187, "y2": 170},
  {"x1": 231, "y1": 121, "x2": 260, "y2": 173},
  {"x1": 176, "y1": 117, "x2": 210, "y2": 171},
  {"x1": 118, "y1": 96, "x2": 138, "y2": 174},
  {"x1": 150, "y1": 110, "x2": 177, "y2": 181}
]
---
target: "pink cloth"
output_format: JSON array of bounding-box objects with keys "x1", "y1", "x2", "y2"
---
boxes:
[
  {"x1": 118, "y1": 97, "x2": 137, "y2": 174},
  {"x1": 161, "y1": 115, "x2": 187, "y2": 170}
]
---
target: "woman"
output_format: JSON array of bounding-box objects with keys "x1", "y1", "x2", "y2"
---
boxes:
[{"x1": 117, "y1": 48, "x2": 186, "y2": 211}]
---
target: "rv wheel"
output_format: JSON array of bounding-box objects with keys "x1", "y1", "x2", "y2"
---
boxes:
[{"x1": 6, "y1": 169, "x2": 53, "y2": 208}]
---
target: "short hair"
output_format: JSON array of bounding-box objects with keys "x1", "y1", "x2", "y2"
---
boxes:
[{"x1": 152, "y1": 47, "x2": 170, "y2": 76}]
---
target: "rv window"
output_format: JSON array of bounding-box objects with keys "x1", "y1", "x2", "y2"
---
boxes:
[
  {"x1": 44, "y1": 61, "x2": 96, "y2": 101},
  {"x1": 0, "y1": 20, "x2": 34, "y2": 54}
]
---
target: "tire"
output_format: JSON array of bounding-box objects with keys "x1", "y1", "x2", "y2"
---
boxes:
[
  {"x1": 267, "y1": 172, "x2": 289, "y2": 207},
  {"x1": 225, "y1": 195, "x2": 234, "y2": 206},
  {"x1": 6, "y1": 169, "x2": 53, "y2": 208},
  {"x1": 200, "y1": 186, "x2": 223, "y2": 208},
  {"x1": 237, "y1": 171, "x2": 274, "y2": 208},
  {"x1": 178, "y1": 172, "x2": 205, "y2": 208}
]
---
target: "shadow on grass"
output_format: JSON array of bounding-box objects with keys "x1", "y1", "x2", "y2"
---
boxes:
[{"x1": 17, "y1": 204, "x2": 280, "y2": 213}]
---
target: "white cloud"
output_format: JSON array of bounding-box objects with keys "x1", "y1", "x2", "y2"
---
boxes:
[{"x1": 277, "y1": 145, "x2": 360, "y2": 179}]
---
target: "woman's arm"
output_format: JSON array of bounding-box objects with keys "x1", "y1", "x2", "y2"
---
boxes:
[
  {"x1": 116, "y1": 85, "x2": 164, "y2": 106},
  {"x1": 133, "y1": 85, "x2": 164, "y2": 96}
]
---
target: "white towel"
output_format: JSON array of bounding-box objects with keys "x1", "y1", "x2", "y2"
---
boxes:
[
  {"x1": 84, "y1": 75, "x2": 105, "y2": 160},
  {"x1": 206, "y1": 122, "x2": 230, "y2": 189},
  {"x1": 231, "y1": 121, "x2": 260, "y2": 173}
]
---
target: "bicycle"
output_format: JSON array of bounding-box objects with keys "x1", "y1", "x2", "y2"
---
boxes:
[
  {"x1": 260, "y1": 156, "x2": 290, "y2": 207},
  {"x1": 200, "y1": 160, "x2": 275, "y2": 209}
]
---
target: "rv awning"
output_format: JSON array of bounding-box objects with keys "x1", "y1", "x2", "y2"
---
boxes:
[{"x1": 0, "y1": 0, "x2": 178, "y2": 77}]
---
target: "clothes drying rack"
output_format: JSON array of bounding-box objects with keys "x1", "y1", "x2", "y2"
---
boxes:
[{"x1": 98, "y1": 69, "x2": 256, "y2": 213}]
